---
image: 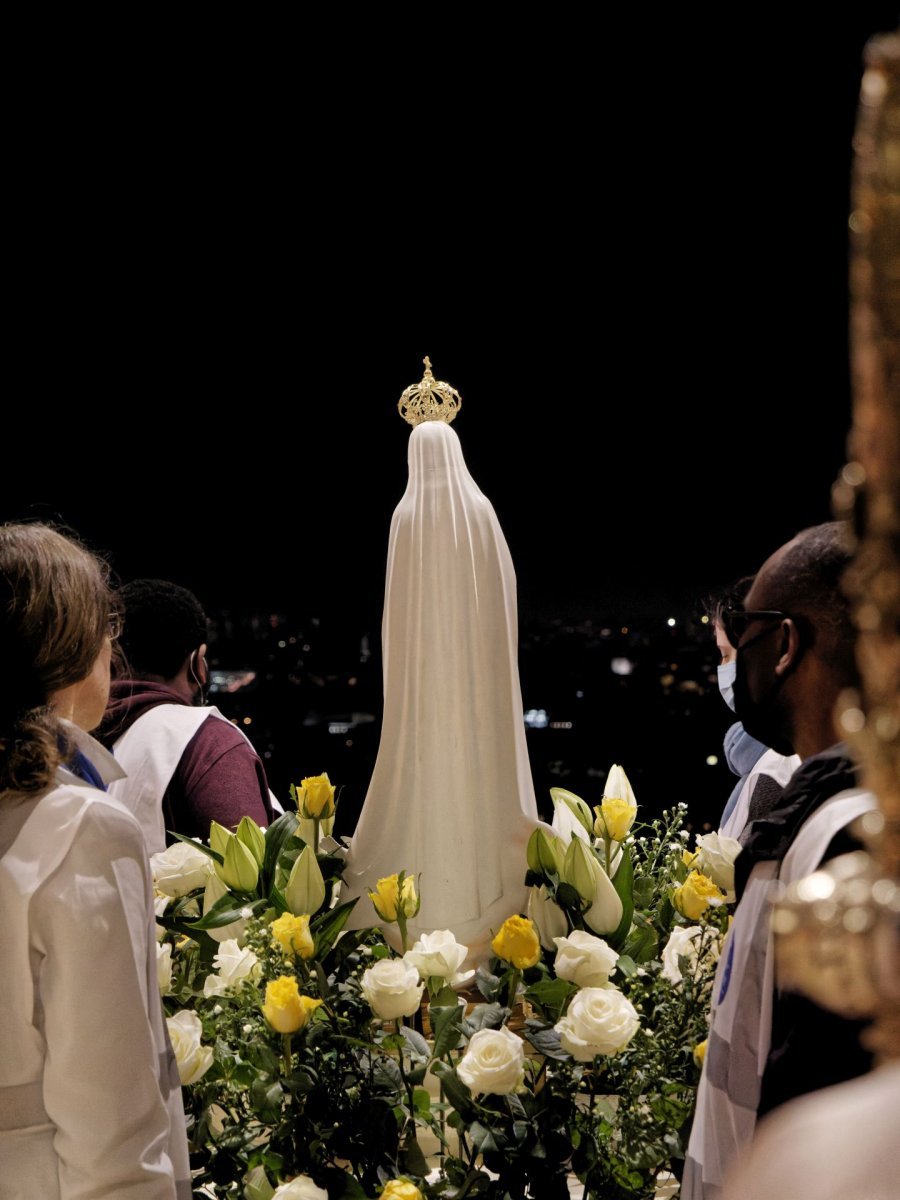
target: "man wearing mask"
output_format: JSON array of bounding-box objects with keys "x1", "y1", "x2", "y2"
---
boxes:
[
  {"x1": 97, "y1": 580, "x2": 278, "y2": 855},
  {"x1": 684, "y1": 523, "x2": 877, "y2": 1199},
  {"x1": 710, "y1": 580, "x2": 799, "y2": 840}
]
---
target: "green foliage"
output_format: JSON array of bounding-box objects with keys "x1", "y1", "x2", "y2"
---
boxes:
[{"x1": 158, "y1": 796, "x2": 726, "y2": 1198}]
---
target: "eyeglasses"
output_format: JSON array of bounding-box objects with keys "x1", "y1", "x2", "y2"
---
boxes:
[
  {"x1": 108, "y1": 611, "x2": 124, "y2": 641},
  {"x1": 720, "y1": 608, "x2": 792, "y2": 648}
]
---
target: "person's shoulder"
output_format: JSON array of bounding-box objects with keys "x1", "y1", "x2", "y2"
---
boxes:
[
  {"x1": 192, "y1": 712, "x2": 255, "y2": 754},
  {"x1": 56, "y1": 785, "x2": 149, "y2": 858}
]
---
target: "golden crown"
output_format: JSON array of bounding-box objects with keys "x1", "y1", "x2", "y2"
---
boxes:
[{"x1": 398, "y1": 357, "x2": 461, "y2": 427}]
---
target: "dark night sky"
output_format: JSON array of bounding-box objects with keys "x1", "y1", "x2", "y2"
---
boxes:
[{"x1": 4, "y1": 11, "x2": 897, "y2": 631}]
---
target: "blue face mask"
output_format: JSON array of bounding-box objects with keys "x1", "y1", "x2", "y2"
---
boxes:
[{"x1": 717, "y1": 661, "x2": 736, "y2": 711}]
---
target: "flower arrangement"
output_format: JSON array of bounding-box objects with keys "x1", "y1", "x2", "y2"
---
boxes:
[{"x1": 155, "y1": 767, "x2": 733, "y2": 1199}]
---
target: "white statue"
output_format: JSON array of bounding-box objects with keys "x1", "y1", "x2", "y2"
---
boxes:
[{"x1": 343, "y1": 372, "x2": 539, "y2": 967}]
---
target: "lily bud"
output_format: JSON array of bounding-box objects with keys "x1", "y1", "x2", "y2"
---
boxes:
[
  {"x1": 563, "y1": 838, "x2": 623, "y2": 935},
  {"x1": 550, "y1": 788, "x2": 594, "y2": 838},
  {"x1": 236, "y1": 816, "x2": 266, "y2": 866},
  {"x1": 216, "y1": 836, "x2": 260, "y2": 893},
  {"x1": 209, "y1": 821, "x2": 232, "y2": 860},
  {"x1": 563, "y1": 837, "x2": 600, "y2": 902},
  {"x1": 527, "y1": 884, "x2": 568, "y2": 950},
  {"x1": 603, "y1": 764, "x2": 636, "y2": 803},
  {"x1": 527, "y1": 827, "x2": 566, "y2": 876},
  {"x1": 285, "y1": 846, "x2": 327, "y2": 917}
]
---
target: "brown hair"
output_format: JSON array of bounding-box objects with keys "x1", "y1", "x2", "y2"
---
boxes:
[{"x1": 0, "y1": 523, "x2": 111, "y2": 793}]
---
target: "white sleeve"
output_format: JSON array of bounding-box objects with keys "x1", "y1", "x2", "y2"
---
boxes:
[{"x1": 32, "y1": 800, "x2": 177, "y2": 1200}]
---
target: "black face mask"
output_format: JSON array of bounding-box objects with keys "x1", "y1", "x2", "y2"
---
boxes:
[{"x1": 732, "y1": 623, "x2": 796, "y2": 755}]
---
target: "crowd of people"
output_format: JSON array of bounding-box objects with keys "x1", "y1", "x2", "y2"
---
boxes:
[{"x1": 0, "y1": 517, "x2": 887, "y2": 1197}]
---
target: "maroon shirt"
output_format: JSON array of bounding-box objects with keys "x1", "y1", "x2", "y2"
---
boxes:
[{"x1": 98, "y1": 681, "x2": 275, "y2": 842}]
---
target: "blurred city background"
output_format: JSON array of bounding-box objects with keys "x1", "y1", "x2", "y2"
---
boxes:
[{"x1": 204, "y1": 602, "x2": 732, "y2": 839}]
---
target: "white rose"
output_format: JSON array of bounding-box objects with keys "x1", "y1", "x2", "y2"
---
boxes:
[
  {"x1": 156, "y1": 942, "x2": 173, "y2": 995},
  {"x1": 555, "y1": 986, "x2": 640, "y2": 1060},
  {"x1": 153, "y1": 893, "x2": 170, "y2": 919},
  {"x1": 403, "y1": 929, "x2": 474, "y2": 988},
  {"x1": 213, "y1": 939, "x2": 258, "y2": 988},
  {"x1": 166, "y1": 1009, "x2": 214, "y2": 1084},
  {"x1": 271, "y1": 1176, "x2": 329, "y2": 1200},
  {"x1": 661, "y1": 924, "x2": 721, "y2": 986},
  {"x1": 151, "y1": 841, "x2": 213, "y2": 898},
  {"x1": 553, "y1": 931, "x2": 618, "y2": 988},
  {"x1": 361, "y1": 958, "x2": 424, "y2": 1020},
  {"x1": 695, "y1": 832, "x2": 742, "y2": 902},
  {"x1": 457, "y1": 1026, "x2": 526, "y2": 1095},
  {"x1": 203, "y1": 973, "x2": 230, "y2": 999},
  {"x1": 527, "y1": 884, "x2": 568, "y2": 950}
]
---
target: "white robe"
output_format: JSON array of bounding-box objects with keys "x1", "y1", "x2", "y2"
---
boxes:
[
  {"x1": 343, "y1": 420, "x2": 540, "y2": 964},
  {"x1": 0, "y1": 723, "x2": 190, "y2": 1199}
]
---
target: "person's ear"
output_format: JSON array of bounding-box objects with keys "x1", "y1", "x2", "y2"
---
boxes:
[
  {"x1": 774, "y1": 619, "x2": 802, "y2": 676},
  {"x1": 197, "y1": 642, "x2": 209, "y2": 684}
]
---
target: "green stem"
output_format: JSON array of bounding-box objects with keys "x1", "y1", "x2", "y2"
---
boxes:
[
  {"x1": 397, "y1": 910, "x2": 409, "y2": 954},
  {"x1": 282, "y1": 1033, "x2": 293, "y2": 1078},
  {"x1": 313, "y1": 817, "x2": 320, "y2": 857},
  {"x1": 506, "y1": 968, "x2": 520, "y2": 1012},
  {"x1": 583, "y1": 1067, "x2": 596, "y2": 1200},
  {"x1": 395, "y1": 1018, "x2": 418, "y2": 1119}
]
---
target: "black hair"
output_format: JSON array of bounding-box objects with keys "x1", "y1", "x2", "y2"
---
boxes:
[
  {"x1": 761, "y1": 521, "x2": 857, "y2": 686},
  {"x1": 702, "y1": 575, "x2": 756, "y2": 626},
  {"x1": 116, "y1": 579, "x2": 208, "y2": 680}
]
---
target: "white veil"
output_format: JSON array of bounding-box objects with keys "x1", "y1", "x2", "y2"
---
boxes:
[{"x1": 343, "y1": 420, "x2": 539, "y2": 964}]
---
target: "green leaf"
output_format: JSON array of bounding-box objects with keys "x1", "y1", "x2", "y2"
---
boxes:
[
  {"x1": 189, "y1": 895, "x2": 267, "y2": 931},
  {"x1": 524, "y1": 977, "x2": 578, "y2": 1019},
  {"x1": 431, "y1": 1061, "x2": 477, "y2": 1121},
  {"x1": 632, "y1": 875, "x2": 655, "y2": 907},
  {"x1": 469, "y1": 1120, "x2": 504, "y2": 1154},
  {"x1": 475, "y1": 965, "x2": 502, "y2": 1002},
  {"x1": 430, "y1": 983, "x2": 459, "y2": 1007},
  {"x1": 321, "y1": 1168, "x2": 369, "y2": 1200},
  {"x1": 430, "y1": 1003, "x2": 464, "y2": 1059},
  {"x1": 622, "y1": 923, "x2": 659, "y2": 964},
  {"x1": 310, "y1": 897, "x2": 358, "y2": 956},
  {"x1": 607, "y1": 844, "x2": 635, "y2": 950},
  {"x1": 523, "y1": 1019, "x2": 568, "y2": 1060},
  {"x1": 555, "y1": 881, "x2": 583, "y2": 910},
  {"x1": 260, "y1": 809, "x2": 300, "y2": 891},
  {"x1": 400, "y1": 1025, "x2": 431, "y2": 1059},
  {"x1": 462, "y1": 1002, "x2": 506, "y2": 1033},
  {"x1": 401, "y1": 1127, "x2": 430, "y2": 1176},
  {"x1": 168, "y1": 830, "x2": 224, "y2": 866},
  {"x1": 616, "y1": 953, "x2": 638, "y2": 978}
]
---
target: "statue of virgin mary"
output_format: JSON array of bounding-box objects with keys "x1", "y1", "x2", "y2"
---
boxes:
[{"x1": 342, "y1": 362, "x2": 540, "y2": 965}]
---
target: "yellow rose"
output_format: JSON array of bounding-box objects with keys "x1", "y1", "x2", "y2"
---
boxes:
[
  {"x1": 693, "y1": 1038, "x2": 708, "y2": 1068},
  {"x1": 682, "y1": 848, "x2": 699, "y2": 869},
  {"x1": 381, "y1": 1182, "x2": 424, "y2": 1200},
  {"x1": 370, "y1": 874, "x2": 400, "y2": 920},
  {"x1": 673, "y1": 871, "x2": 726, "y2": 921},
  {"x1": 298, "y1": 773, "x2": 336, "y2": 819},
  {"x1": 270, "y1": 913, "x2": 315, "y2": 960},
  {"x1": 369, "y1": 872, "x2": 418, "y2": 922},
  {"x1": 262, "y1": 976, "x2": 323, "y2": 1034},
  {"x1": 594, "y1": 797, "x2": 636, "y2": 843},
  {"x1": 491, "y1": 915, "x2": 541, "y2": 969},
  {"x1": 399, "y1": 874, "x2": 417, "y2": 916}
]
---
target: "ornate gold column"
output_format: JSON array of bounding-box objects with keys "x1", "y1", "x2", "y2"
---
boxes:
[{"x1": 773, "y1": 31, "x2": 900, "y2": 1059}]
